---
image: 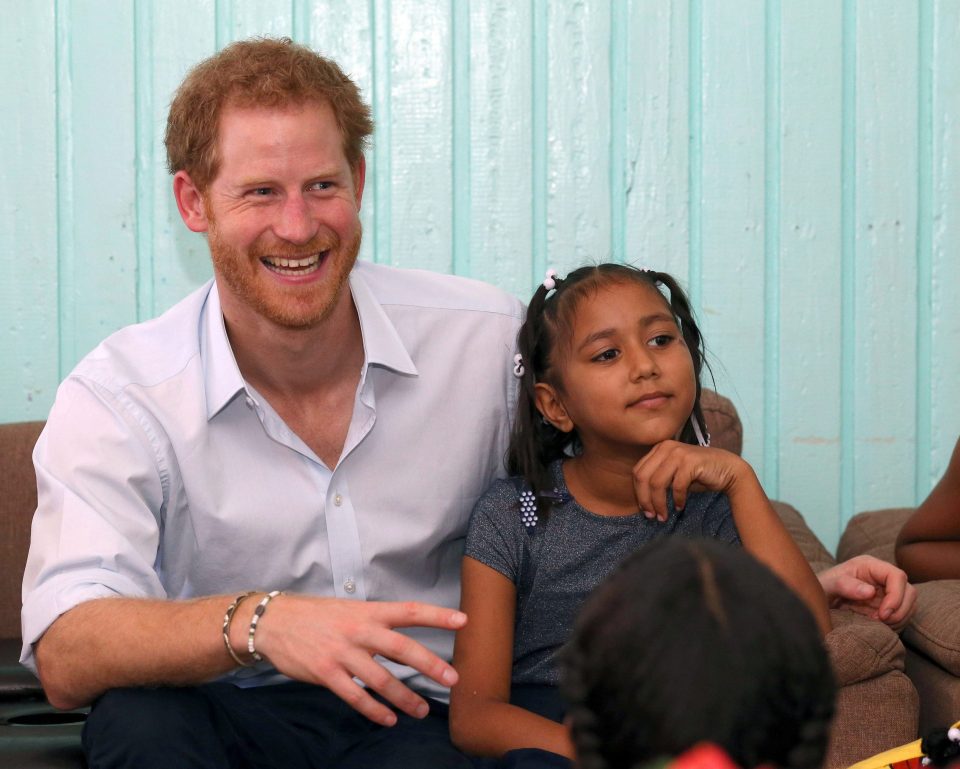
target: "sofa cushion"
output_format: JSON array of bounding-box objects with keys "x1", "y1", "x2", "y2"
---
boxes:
[
  {"x1": 700, "y1": 389, "x2": 742, "y2": 456},
  {"x1": 827, "y1": 609, "x2": 907, "y2": 686},
  {"x1": 772, "y1": 500, "x2": 836, "y2": 573},
  {"x1": 837, "y1": 507, "x2": 913, "y2": 564},
  {"x1": 902, "y1": 580, "x2": 960, "y2": 676},
  {"x1": 0, "y1": 421, "x2": 45, "y2": 640}
]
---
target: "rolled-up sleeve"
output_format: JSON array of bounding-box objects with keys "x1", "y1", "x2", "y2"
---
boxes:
[{"x1": 20, "y1": 376, "x2": 168, "y2": 672}]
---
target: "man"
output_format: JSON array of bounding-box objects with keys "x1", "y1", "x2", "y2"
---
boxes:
[{"x1": 22, "y1": 37, "x2": 914, "y2": 769}]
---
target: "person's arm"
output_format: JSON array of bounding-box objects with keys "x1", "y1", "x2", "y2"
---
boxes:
[
  {"x1": 633, "y1": 441, "x2": 831, "y2": 634},
  {"x1": 896, "y1": 437, "x2": 960, "y2": 582},
  {"x1": 817, "y1": 556, "x2": 916, "y2": 630},
  {"x1": 36, "y1": 593, "x2": 465, "y2": 725},
  {"x1": 449, "y1": 556, "x2": 575, "y2": 759}
]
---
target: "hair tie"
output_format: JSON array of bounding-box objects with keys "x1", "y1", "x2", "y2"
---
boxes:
[
  {"x1": 513, "y1": 353, "x2": 525, "y2": 378},
  {"x1": 542, "y1": 268, "x2": 558, "y2": 291}
]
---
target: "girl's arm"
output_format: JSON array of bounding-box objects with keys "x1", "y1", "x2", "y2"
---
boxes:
[
  {"x1": 449, "y1": 556, "x2": 575, "y2": 759},
  {"x1": 895, "y1": 437, "x2": 960, "y2": 582},
  {"x1": 633, "y1": 441, "x2": 831, "y2": 635}
]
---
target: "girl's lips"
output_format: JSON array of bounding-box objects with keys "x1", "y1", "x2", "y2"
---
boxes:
[{"x1": 629, "y1": 393, "x2": 670, "y2": 409}]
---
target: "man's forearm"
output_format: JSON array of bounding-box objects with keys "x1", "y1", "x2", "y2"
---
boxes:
[{"x1": 35, "y1": 594, "x2": 239, "y2": 710}]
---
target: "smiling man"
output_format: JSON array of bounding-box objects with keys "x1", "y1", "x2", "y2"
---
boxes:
[{"x1": 21, "y1": 38, "x2": 523, "y2": 769}]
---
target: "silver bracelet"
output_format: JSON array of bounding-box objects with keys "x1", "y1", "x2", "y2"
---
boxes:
[
  {"x1": 222, "y1": 591, "x2": 256, "y2": 668},
  {"x1": 247, "y1": 590, "x2": 284, "y2": 662}
]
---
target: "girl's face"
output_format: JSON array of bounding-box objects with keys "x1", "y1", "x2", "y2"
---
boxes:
[{"x1": 535, "y1": 280, "x2": 696, "y2": 460}]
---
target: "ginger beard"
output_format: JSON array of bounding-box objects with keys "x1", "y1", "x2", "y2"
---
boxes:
[{"x1": 207, "y1": 218, "x2": 363, "y2": 330}]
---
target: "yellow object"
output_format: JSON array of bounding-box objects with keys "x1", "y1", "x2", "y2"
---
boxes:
[{"x1": 848, "y1": 721, "x2": 960, "y2": 769}]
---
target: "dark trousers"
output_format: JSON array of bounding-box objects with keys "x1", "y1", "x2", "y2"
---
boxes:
[{"x1": 82, "y1": 681, "x2": 473, "y2": 769}]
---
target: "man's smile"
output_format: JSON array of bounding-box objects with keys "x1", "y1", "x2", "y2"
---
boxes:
[{"x1": 260, "y1": 251, "x2": 327, "y2": 276}]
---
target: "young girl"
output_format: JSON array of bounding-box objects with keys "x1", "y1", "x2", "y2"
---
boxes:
[
  {"x1": 449, "y1": 264, "x2": 830, "y2": 765},
  {"x1": 561, "y1": 537, "x2": 835, "y2": 769}
]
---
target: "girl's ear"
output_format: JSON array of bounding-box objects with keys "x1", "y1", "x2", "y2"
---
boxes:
[{"x1": 535, "y1": 382, "x2": 574, "y2": 433}]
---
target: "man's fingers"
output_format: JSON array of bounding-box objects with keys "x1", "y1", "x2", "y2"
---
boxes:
[
  {"x1": 344, "y1": 650, "x2": 431, "y2": 721},
  {"x1": 374, "y1": 601, "x2": 467, "y2": 632},
  {"x1": 325, "y1": 669, "x2": 399, "y2": 727},
  {"x1": 362, "y1": 626, "x2": 459, "y2": 688}
]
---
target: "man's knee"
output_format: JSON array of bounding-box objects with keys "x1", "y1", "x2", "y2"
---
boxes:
[{"x1": 83, "y1": 687, "x2": 229, "y2": 769}]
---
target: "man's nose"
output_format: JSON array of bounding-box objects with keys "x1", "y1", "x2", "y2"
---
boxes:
[{"x1": 273, "y1": 194, "x2": 318, "y2": 244}]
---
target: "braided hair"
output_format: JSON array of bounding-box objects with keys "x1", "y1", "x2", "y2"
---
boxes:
[
  {"x1": 560, "y1": 538, "x2": 836, "y2": 769},
  {"x1": 508, "y1": 264, "x2": 710, "y2": 516}
]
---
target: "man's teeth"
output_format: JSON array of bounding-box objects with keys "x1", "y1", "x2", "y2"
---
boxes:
[{"x1": 263, "y1": 254, "x2": 322, "y2": 275}]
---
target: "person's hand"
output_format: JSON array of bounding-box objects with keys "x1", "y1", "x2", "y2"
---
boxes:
[
  {"x1": 817, "y1": 555, "x2": 917, "y2": 631},
  {"x1": 249, "y1": 595, "x2": 467, "y2": 726},
  {"x1": 632, "y1": 441, "x2": 749, "y2": 521}
]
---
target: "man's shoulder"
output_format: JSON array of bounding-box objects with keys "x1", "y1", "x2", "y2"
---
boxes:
[
  {"x1": 70, "y1": 281, "x2": 213, "y2": 391},
  {"x1": 353, "y1": 260, "x2": 524, "y2": 320}
]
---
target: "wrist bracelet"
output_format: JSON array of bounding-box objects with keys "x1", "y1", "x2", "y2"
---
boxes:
[
  {"x1": 222, "y1": 591, "x2": 256, "y2": 668},
  {"x1": 248, "y1": 590, "x2": 284, "y2": 662}
]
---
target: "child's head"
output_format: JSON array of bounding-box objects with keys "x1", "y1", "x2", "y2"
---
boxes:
[
  {"x1": 508, "y1": 264, "x2": 708, "y2": 499},
  {"x1": 560, "y1": 538, "x2": 836, "y2": 769}
]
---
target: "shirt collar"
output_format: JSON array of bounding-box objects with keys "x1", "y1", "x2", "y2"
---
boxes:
[
  {"x1": 349, "y1": 266, "x2": 417, "y2": 377},
  {"x1": 201, "y1": 281, "x2": 248, "y2": 420},
  {"x1": 201, "y1": 268, "x2": 419, "y2": 420}
]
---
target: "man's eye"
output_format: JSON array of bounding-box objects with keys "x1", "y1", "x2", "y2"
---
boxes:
[
  {"x1": 250, "y1": 187, "x2": 273, "y2": 196},
  {"x1": 310, "y1": 181, "x2": 332, "y2": 191}
]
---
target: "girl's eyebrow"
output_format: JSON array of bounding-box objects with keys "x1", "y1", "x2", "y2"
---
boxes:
[{"x1": 576, "y1": 313, "x2": 675, "y2": 352}]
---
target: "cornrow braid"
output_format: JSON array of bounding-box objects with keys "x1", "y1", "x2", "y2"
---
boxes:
[
  {"x1": 560, "y1": 539, "x2": 836, "y2": 769},
  {"x1": 507, "y1": 264, "x2": 712, "y2": 518}
]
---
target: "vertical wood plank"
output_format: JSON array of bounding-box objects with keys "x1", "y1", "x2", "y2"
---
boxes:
[
  {"x1": 928, "y1": 0, "x2": 960, "y2": 485},
  {"x1": 625, "y1": 0, "x2": 690, "y2": 280},
  {"x1": 58, "y1": 0, "x2": 139, "y2": 372},
  {"x1": 228, "y1": 0, "x2": 293, "y2": 40},
  {"x1": 388, "y1": 0, "x2": 453, "y2": 272},
  {"x1": 697, "y1": 0, "x2": 766, "y2": 474},
  {"x1": 777, "y1": 0, "x2": 844, "y2": 546},
  {"x1": 852, "y1": 1, "x2": 919, "y2": 516},
  {"x1": 0, "y1": 1, "x2": 59, "y2": 421},
  {"x1": 545, "y1": 0, "x2": 611, "y2": 276},
  {"x1": 469, "y1": 0, "x2": 533, "y2": 295}
]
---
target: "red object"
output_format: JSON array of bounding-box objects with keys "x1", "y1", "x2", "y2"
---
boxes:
[{"x1": 669, "y1": 744, "x2": 742, "y2": 769}]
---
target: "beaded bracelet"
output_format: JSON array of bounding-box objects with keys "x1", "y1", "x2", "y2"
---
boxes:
[
  {"x1": 248, "y1": 590, "x2": 284, "y2": 662},
  {"x1": 222, "y1": 591, "x2": 256, "y2": 668}
]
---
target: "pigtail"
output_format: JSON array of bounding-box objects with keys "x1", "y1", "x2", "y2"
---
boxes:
[{"x1": 648, "y1": 270, "x2": 713, "y2": 448}]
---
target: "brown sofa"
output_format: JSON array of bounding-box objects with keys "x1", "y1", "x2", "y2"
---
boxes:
[
  {"x1": 0, "y1": 400, "x2": 920, "y2": 768},
  {"x1": 839, "y1": 507, "x2": 960, "y2": 735}
]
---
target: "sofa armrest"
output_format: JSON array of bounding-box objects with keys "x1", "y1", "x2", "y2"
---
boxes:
[
  {"x1": 772, "y1": 500, "x2": 836, "y2": 573},
  {"x1": 837, "y1": 507, "x2": 914, "y2": 564}
]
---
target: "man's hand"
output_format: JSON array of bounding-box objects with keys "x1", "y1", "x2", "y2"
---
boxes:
[
  {"x1": 249, "y1": 595, "x2": 467, "y2": 726},
  {"x1": 817, "y1": 555, "x2": 917, "y2": 631}
]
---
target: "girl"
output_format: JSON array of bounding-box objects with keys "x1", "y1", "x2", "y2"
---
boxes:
[
  {"x1": 561, "y1": 537, "x2": 836, "y2": 769},
  {"x1": 449, "y1": 264, "x2": 830, "y2": 765}
]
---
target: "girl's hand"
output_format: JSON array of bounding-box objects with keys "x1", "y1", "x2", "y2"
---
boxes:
[{"x1": 632, "y1": 440, "x2": 750, "y2": 521}]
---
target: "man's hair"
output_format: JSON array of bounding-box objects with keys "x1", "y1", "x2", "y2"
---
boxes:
[
  {"x1": 560, "y1": 538, "x2": 836, "y2": 769},
  {"x1": 165, "y1": 37, "x2": 374, "y2": 191}
]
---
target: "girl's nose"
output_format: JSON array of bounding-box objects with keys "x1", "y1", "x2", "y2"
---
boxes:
[
  {"x1": 273, "y1": 195, "x2": 318, "y2": 244},
  {"x1": 628, "y1": 346, "x2": 659, "y2": 381}
]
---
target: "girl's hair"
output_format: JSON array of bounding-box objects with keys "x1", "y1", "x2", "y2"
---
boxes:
[
  {"x1": 560, "y1": 538, "x2": 836, "y2": 769},
  {"x1": 508, "y1": 264, "x2": 708, "y2": 513}
]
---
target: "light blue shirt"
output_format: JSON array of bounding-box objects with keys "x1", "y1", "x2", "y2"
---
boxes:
[{"x1": 21, "y1": 260, "x2": 523, "y2": 697}]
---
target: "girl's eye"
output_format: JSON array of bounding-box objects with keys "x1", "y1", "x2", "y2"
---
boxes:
[
  {"x1": 649, "y1": 334, "x2": 675, "y2": 348},
  {"x1": 592, "y1": 349, "x2": 620, "y2": 362}
]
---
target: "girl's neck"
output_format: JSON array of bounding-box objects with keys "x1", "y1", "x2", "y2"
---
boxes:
[{"x1": 562, "y1": 452, "x2": 647, "y2": 517}]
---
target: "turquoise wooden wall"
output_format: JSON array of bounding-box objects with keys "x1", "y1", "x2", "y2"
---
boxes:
[{"x1": 2, "y1": 1, "x2": 958, "y2": 551}]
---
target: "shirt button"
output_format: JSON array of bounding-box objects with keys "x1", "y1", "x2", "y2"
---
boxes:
[
  {"x1": 334, "y1": 494, "x2": 343, "y2": 506},
  {"x1": 343, "y1": 579, "x2": 356, "y2": 594},
  {"x1": 245, "y1": 396, "x2": 255, "y2": 408}
]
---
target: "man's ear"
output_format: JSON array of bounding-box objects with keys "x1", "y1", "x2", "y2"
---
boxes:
[
  {"x1": 534, "y1": 382, "x2": 574, "y2": 433},
  {"x1": 173, "y1": 171, "x2": 210, "y2": 233}
]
